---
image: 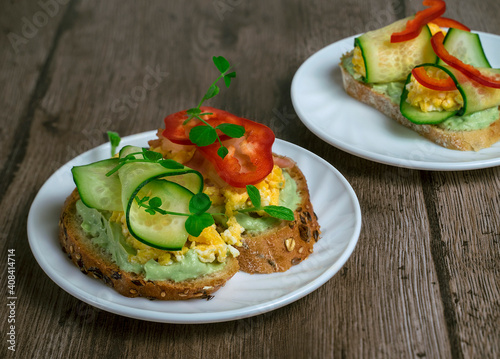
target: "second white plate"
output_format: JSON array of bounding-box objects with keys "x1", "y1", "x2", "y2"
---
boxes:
[
  {"x1": 291, "y1": 32, "x2": 500, "y2": 170},
  {"x1": 27, "y1": 131, "x2": 362, "y2": 324}
]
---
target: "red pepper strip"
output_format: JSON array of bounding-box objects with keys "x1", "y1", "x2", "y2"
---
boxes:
[
  {"x1": 431, "y1": 17, "x2": 470, "y2": 32},
  {"x1": 431, "y1": 32, "x2": 500, "y2": 89},
  {"x1": 163, "y1": 107, "x2": 232, "y2": 145},
  {"x1": 391, "y1": 0, "x2": 446, "y2": 43},
  {"x1": 411, "y1": 66, "x2": 457, "y2": 91},
  {"x1": 196, "y1": 113, "x2": 275, "y2": 188}
]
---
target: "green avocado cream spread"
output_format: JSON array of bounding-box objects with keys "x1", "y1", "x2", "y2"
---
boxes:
[
  {"x1": 438, "y1": 106, "x2": 499, "y2": 131},
  {"x1": 343, "y1": 55, "x2": 498, "y2": 131},
  {"x1": 76, "y1": 200, "x2": 225, "y2": 282},
  {"x1": 235, "y1": 171, "x2": 301, "y2": 233}
]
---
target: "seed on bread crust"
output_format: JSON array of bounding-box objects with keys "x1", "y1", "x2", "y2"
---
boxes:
[
  {"x1": 299, "y1": 224, "x2": 311, "y2": 242},
  {"x1": 88, "y1": 267, "x2": 104, "y2": 280},
  {"x1": 131, "y1": 279, "x2": 145, "y2": 287},
  {"x1": 291, "y1": 258, "x2": 301, "y2": 265},
  {"x1": 111, "y1": 271, "x2": 122, "y2": 280}
]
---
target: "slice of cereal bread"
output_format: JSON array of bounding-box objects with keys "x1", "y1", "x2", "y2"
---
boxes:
[
  {"x1": 340, "y1": 52, "x2": 500, "y2": 151},
  {"x1": 59, "y1": 189, "x2": 239, "y2": 300}
]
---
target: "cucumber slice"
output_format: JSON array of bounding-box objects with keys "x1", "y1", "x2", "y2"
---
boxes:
[
  {"x1": 117, "y1": 145, "x2": 204, "y2": 249},
  {"x1": 72, "y1": 145, "x2": 206, "y2": 250},
  {"x1": 118, "y1": 145, "x2": 144, "y2": 159},
  {"x1": 127, "y1": 180, "x2": 193, "y2": 250},
  {"x1": 438, "y1": 28, "x2": 491, "y2": 68},
  {"x1": 71, "y1": 158, "x2": 123, "y2": 211},
  {"x1": 445, "y1": 66, "x2": 500, "y2": 116},
  {"x1": 400, "y1": 64, "x2": 463, "y2": 124},
  {"x1": 355, "y1": 17, "x2": 437, "y2": 83},
  {"x1": 401, "y1": 63, "x2": 500, "y2": 124},
  {"x1": 118, "y1": 146, "x2": 203, "y2": 208}
]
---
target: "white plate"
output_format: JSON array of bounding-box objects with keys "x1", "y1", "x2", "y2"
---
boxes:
[
  {"x1": 27, "y1": 131, "x2": 361, "y2": 324},
  {"x1": 291, "y1": 32, "x2": 500, "y2": 170}
]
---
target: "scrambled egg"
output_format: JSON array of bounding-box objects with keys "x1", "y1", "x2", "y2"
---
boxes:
[
  {"x1": 219, "y1": 165, "x2": 284, "y2": 217},
  {"x1": 188, "y1": 224, "x2": 239, "y2": 263},
  {"x1": 109, "y1": 165, "x2": 286, "y2": 265},
  {"x1": 203, "y1": 164, "x2": 285, "y2": 247},
  {"x1": 352, "y1": 46, "x2": 366, "y2": 78},
  {"x1": 427, "y1": 22, "x2": 446, "y2": 36},
  {"x1": 406, "y1": 66, "x2": 463, "y2": 112}
]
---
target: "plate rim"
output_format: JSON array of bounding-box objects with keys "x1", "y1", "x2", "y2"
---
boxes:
[
  {"x1": 291, "y1": 31, "x2": 500, "y2": 171},
  {"x1": 27, "y1": 131, "x2": 362, "y2": 324}
]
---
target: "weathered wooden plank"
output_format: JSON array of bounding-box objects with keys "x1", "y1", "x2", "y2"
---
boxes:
[
  {"x1": 0, "y1": 0, "x2": 72, "y2": 201},
  {"x1": 3, "y1": 0, "x2": 500, "y2": 358},
  {"x1": 409, "y1": 1, "x2": 500, "y2": 358},
  {"x1": 427, "y1": 168, "x2": 500, "y2": 358}
]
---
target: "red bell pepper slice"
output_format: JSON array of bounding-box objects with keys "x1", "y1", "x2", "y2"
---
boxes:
[
  {"x1": 431, "y1": 17, "x2": 470, "y2": 32},
  {"x1": 431, "y1": 32, "x2": 500, "y2": 89},
  {"x1": 391, "y1": 0, "x2": 446, "y2": 43},
  {"x1": 195, "y1": 113, "x2": 275, "y2": 188},
  {"x1": 411, "y1": 66, "x2": 457, "y2": 91},
  {"x1": 163, "y1": 107, "x2": 233, "y2": 145}
]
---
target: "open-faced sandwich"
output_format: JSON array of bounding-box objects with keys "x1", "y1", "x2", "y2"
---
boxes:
[
  {"x1": 59, "y1": 57, "x2": 320, "y2": 300},
  {"x1": 340, "y1": 0, "x2": 500, "y2": 151}
]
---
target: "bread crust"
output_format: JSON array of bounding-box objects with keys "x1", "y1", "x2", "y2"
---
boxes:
[
  {"x1": 340, "y1": 52, "x2": 500, "y2": 151},
  {"x1": 237, "y1": 160, "x2": 321, "y2": 274},
  {"x1": 59, "y1": 189, "x2": 239, "y2": 300}
]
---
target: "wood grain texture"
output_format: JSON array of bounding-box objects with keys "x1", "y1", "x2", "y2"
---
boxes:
[{"x1": 1, "y1": 0, "x2": 500, "y2": 358}]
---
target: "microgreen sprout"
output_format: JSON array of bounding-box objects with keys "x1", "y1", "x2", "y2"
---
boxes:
[
  {"x1": 184, "y1": 56, "x2": 244, "y2": 159},
  {"x1": 239, "y1": 185, "x2": 295, "y2": 221},
  {"x1": 135, "y1": 196, "x2": 167, "y2": 216},
  {"x1": 135, "y1": 192, "x2": 221, "y2": 237},
  {"x1": 137, "y1": 182, "x2": 294, "y2": 237},
  {"x1": 107, "y1": 131, "x2": 121, "y2": 157},
  {"x1": 105, "y1": 148, "x2": 184, "y2": 177}
]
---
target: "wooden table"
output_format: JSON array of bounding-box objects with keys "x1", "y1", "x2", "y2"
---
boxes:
[{"x1": 2, "y1": 0, "x2": 499, "y2": 358}]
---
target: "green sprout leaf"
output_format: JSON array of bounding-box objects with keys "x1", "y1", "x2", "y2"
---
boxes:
[
  {"x1": 186, "y1": 108, "x2": 202, "y2": 116},
  {"x1": 213, "y1": 56, "x2": 231, "y2": 73},
  {"x1": 223, "y1": 71, "x2": 236, "y2": 88},
  {"x1": 180, "y1": 56, "x2": 244, "y2": 159},
  {"x1": 203, "y1": 84, "x2": 220, "y2": 101},
  {"x1": 135, "y1": 195, "x2": 167, "y2": 216},
  {"x1": 236, "y1": 185, "x2": 295, "y2": 222},
  {"x1": 185, "y1": 213, "x2": 215, "y2": 237},
  {"x1": 189, "y1": 193, "x2": 212, "y2": 215},
  {"x1": 217, "y1": 146, "x2": 229, "y2": 159},
  {"x1": 123, "y1": 154, "x2": 137, "y2": 162},
  {"x1": 246, "y1": 185, "x2": 261, "y2": 209},
  {"x1": 135, "y1": 196, "x2": 149, "y2": 206},
  {"x1": 148, "y1": 197, "x2": 162, "y2": 209},
  {"x1": 263, "y1": 206, "x2": 295, "y2": 221},
  {"x1": 142, "y1": 149, "x2": 163, "y2": 162},
  {"x1": 216, "y1": 123, "x2": 245, "y2": 138},
  {"x1": 189, "y1": 125, "x2": 218, "y2": 146},
  {"x1": 107, "y1": 131, "x2": 121, "y2": 157},
  {"x1": 106, "y1": 147, "x2": 185, "y2": 177},
  {"x1": 159, "y1": 159, "x2": 184, "y2": 169}
]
